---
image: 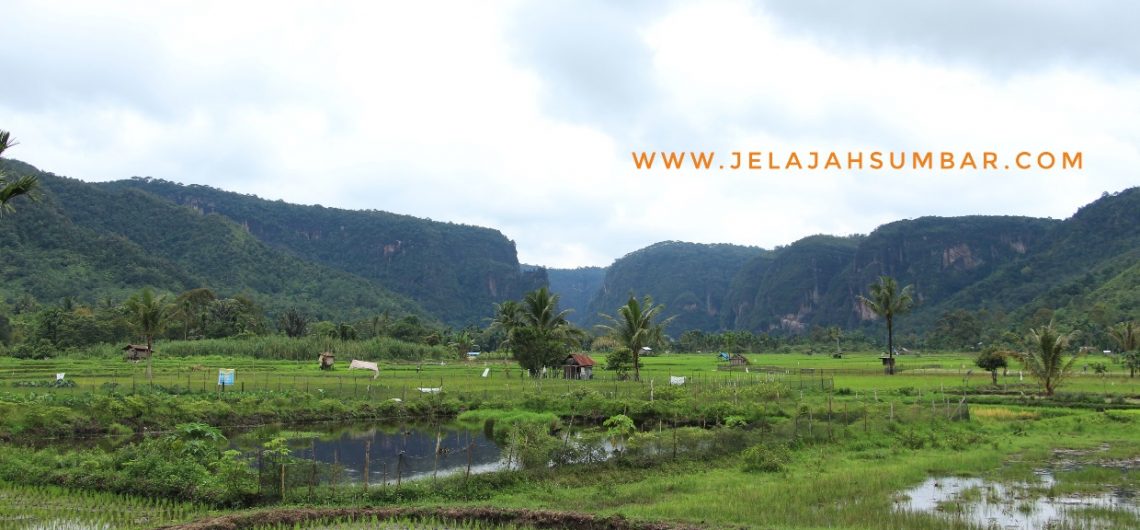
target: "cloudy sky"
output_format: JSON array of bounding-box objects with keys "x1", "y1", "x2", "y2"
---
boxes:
[{"x1": 2, "y1": 1, "x2": 1137, "y2": 267}]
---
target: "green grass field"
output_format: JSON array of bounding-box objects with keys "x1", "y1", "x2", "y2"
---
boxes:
[
  {"x1": 2, "y1": 350, "x2": 1135, "y2": 401},
  {"x1": 2, "y1": 348, "x2": 1138, "y2": 529}
]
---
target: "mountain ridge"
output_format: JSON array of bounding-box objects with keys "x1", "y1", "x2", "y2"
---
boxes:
[{"x1": 3, "y1": 157, "x2": 1136, "y2": 342}]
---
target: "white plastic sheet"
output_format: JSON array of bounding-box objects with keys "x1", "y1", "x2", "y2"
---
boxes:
[{"x1": 349, "y1": 359, "x2": 380, "y2": 379}]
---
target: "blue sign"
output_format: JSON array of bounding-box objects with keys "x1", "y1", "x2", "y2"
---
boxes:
[{"x1": 218, "y1": 369, "x2": 235, "y2": 386}]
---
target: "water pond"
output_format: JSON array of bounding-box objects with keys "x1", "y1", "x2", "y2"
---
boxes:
[
  {"x1": 232, "y1": 422, "x2": 514, "y2": 485},
  {"x1": 895, "y1": 469, "x2": 1139, "y2": 529}
]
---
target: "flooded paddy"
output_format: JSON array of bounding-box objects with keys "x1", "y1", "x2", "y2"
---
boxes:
[
  {"x1": 895, "y1": 466, "x2": 1139, "y2": 529},
  {"x1": 232, "y1": 422, "x2": 515, "y2": 485}
]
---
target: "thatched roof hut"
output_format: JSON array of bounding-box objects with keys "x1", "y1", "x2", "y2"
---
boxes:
[
  {"x1": 318, "y1": 352, "x2": 335, "y2": 370},
  {"x1": 123, "y1": 344, "x2": 152, "y2": 362}
]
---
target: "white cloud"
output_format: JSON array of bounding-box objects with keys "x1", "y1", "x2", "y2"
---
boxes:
[{"x1": 1, "y1": 0, "x2": 1136, "y2": 268}]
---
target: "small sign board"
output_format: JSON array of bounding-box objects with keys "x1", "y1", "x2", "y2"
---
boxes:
[{"x1": 218, "y1": 369, "x2": 235, "y2": 386}]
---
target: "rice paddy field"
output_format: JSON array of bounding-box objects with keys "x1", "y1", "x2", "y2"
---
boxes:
[
  {"x1": 0, "y1": 483, "x2": 210, "y2": 529},
  {"x1": 1, "y1": 349, "x2": 1136, "y2": 401},
  {"x1": 1, "y1": 349, "x2": 1137, "y2": 529}
]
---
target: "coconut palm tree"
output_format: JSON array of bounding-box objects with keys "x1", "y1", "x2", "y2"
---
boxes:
[
  {"x1": 598, "y1": 295, "x2": 672, "y2": 382},
  {"x1": 1017, "y1": 321, "x2": 1082, "y2": 396},
  {"x1": 1109, "y1": 321, "x2": 1139, "y2": 377},
  {"x1": 521, "y1": 287, "x2": 575, "y2": 334},
  {"x1": 499, "y1": 288, "x2": 583, "y2": 375},
  {"x1": 448, "y1": 330, "x2": 478, "y2": 360},
  {"x1": 0, "y1": 130, "x2": 38, "y2": 218},
  {"x1": 858, "y1": 276, "x2": 914, "y2": 375},
  {"x1": 124, "y1": 288, "x2": 168, "y2": 383}
]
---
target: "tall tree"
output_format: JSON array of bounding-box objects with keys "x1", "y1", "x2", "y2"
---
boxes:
[
  {"x1": 490, "y1": 300, "x2": 525, "y2": 340},
  {"x1": 0, "y1": 130, "x2": 38, "y2": 217},
  {"x1": 1017, "y1": 321, "x2": 1082, "y2": 396},
  {"x1": 172, "y1": 288, "x2": 216, "y2": 340},
  {"x1": 124, "y1": 288, "x2": 168, "y2": 383},
  {"x1": 448, "y1": 330, "x2": 477, "y2": 360},
  {"x1": 503, "y1": 287, "x2": 582, "y2": 376},
  {"x1": 278, "y1": 307, "x2": 309, "y2": 338},
  {"x1": 975, "y1": 348, "x2": 1009, "y2": 385},
  {"x1": 1109, "y1": 321, "x2": 1139, "y2": 377},
  {"x1": 858, "y1": 276, "x2": 914, "y2": 375},
  {"x1": 598, "y1": 295, "x2": 672, "y2": 382}
]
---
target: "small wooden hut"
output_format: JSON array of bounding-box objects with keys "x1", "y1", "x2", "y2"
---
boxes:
[
  {"x1": 318, "y1": 352, "x2": 335, "y2": 370},
  {"x1": 563, "y1": 353, "x2": 596, "y2": 380},
  {"x1": 728, "y1": 353, "x2": 750, "y2": 366},
  {"x1": 122, "y1": 344, "x2": 152, "y2": 362},
  {"x1": 880, "y1": 356, "x2": 895, "y2": 374}
]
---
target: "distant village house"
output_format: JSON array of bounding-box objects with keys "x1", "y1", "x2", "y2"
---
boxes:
[{"x1": 563, "y1": 353, "x2": 596, "y2": 380}]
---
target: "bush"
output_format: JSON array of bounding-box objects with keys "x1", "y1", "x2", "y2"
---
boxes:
[{"x1": 741, "y1": 443, "x2": 790, "y2": 473}]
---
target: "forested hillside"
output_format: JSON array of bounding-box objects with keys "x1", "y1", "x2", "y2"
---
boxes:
[
  {"x1": 545, "y1": 266, "x2": 606, "y2": 325},
  {"x1": 566, "y1": 189, "x2": 1137, "y2": 344},
  {"x1": 0, "y1": 161, "x2": 427, "y2": 323},
  {"x1": 584, "y1": 242, "x2": 766, "y2": 335},
  {"x1": 734, "y1": 234, "x2": 862, "y2": 332},
  {"x1": 101, "y1": 177, "x2": 545, "y2": 326},
  {"x1": 3, "y1": 155, "x2": 1136, "y2": 347},
  {"x1": 816, "y1": 215, "x2": 1058, "y2": 330}
]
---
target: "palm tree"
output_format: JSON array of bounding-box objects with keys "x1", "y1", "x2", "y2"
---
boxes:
[
  {"x1": 1017, "y1": 321, "x2": 1082, "y2": 396},
  {"x1": 504, "y1": 287, "x2": 583, "y2": 375},
  {"x1": 598, "y1": 295, "x2": 672, "y2": 382},
  {"x1": 489, "y1": 300, "x2": 525, "y2": 348},
  {"x1": 124, "y1": 288, "x2": 168, "y2": 383},
  {"x1": 0, "y1": 130, "x2": 38, "y2": 218},
  {"x1": 1109, "y1": 321, "x2": 1138, "y2": 377},
  {"x1": 448, "y1": 330, "x2": 477, "y2": 360},
  {"x1": 521, "y1": 287, "x2": 576, "y2": 336},
  {"x1": 858, "y1": 276, "x2": 914, "y2": 375}
]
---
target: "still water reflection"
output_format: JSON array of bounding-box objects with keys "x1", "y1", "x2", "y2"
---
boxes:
[{"x1": 235, "y1": 423, "x2": 512, "y2": 485}]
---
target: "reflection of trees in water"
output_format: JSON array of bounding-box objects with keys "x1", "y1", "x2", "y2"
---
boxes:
[{"x1": 301, "y1": 425, "x2": 505, "y2": 483}]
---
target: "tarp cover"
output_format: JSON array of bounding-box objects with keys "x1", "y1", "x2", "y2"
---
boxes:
[{"x1": 349, "y1": 359, "x2": 380, "y2": 379}]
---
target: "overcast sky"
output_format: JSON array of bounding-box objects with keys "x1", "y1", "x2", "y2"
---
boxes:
[{"x1": 2, "y1": 1, "x2": 1138, "y2": 267}]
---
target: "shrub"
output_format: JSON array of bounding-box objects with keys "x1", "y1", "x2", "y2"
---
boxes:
[{"x1": 741, "y1": 443, "x2": 790, "y2": 473}]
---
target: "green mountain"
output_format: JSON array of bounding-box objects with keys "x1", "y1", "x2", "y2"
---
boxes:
[
  {"x1": 545, "y1": 266, "x2": 607, "y2": 326},
  {"x1": 5, "y1": 155, "x2": 1136, "y2": 341},
  {"x1": 100, "y1": 176, "x2": 545, "y2": 326},
  {"x1": 935, "y1": 188, "x2": 1140, "y2": 329},
  {"x1": 569, "y1": 188, "x2": 1138, "y2": 340},
  {"x1": 585, "y1": 242, "x2": 765, "y2": 335},
  {"x1": 815, "y1": 215, "x2": 1059, "y2": 331},
  {"x1": 1, "y1": 163, "x2": 433, "y2": 322},
  {"x1": 736, "y1": 234, "x2": 862, "y2": 332},
  {"x1": 3, "y1": 160, "x2": 458, "y2": 324}
]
